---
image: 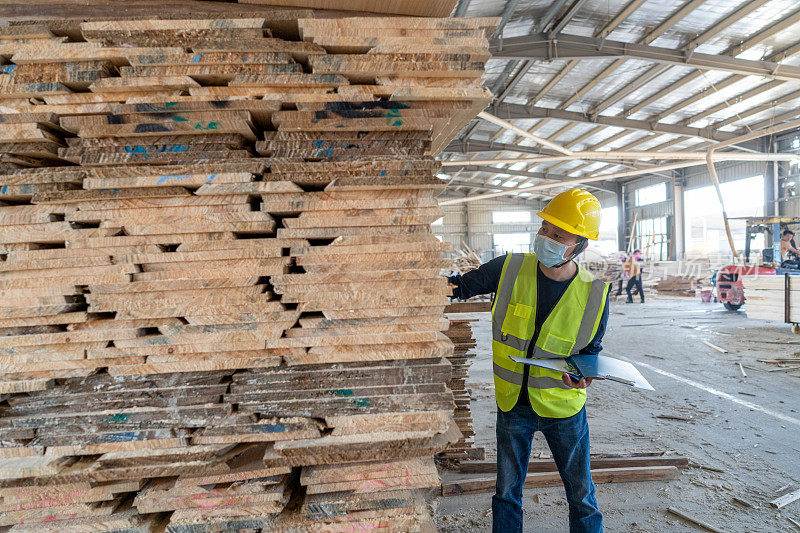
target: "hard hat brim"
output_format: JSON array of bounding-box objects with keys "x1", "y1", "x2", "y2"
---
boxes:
[{"x1": 537, "y1": 211, "x2": 600, "y2": 240}]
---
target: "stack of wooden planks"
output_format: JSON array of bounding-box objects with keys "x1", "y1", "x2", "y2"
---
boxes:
[
  {"x1": 440, "y1": 317, "x2": 484, "y2": 462},
  {"x1": 0, "y1": 7, "x2": 495, "y2": 531},
  {"x1": 654, "y1": 275, "x2": 697, "y2": 297},
  {"x1": 741, "y1": 274, "x2": 798, "y2": 322}
]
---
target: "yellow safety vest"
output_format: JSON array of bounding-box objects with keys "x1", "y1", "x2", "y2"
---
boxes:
[{"x1": 492, "y1": 253, "x2": 609, "y2": 418}]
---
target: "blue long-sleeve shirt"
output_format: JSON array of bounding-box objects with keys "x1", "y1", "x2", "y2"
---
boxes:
[{"x1": 448, "y1": 255, "x2": 610, "y2": 406}]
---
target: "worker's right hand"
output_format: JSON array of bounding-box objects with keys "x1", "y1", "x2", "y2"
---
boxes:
[{"x1": 562, "y1": 373, "x2": 594, "y2": 389}]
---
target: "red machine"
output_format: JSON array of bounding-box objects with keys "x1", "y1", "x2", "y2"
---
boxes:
[
  {"x1": 715, "y1": 264, "x2": 776, "y2": 311},
  {"x1": 714, "y1": 217, "x2": 800, "y2": 311}
]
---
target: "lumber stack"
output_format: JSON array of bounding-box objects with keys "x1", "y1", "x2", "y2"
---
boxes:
[
  {"x1": 440, "y1": 317, "x2": 483, "y2": 462},
  {"x1": 654, "y1": 275, "x2": 697, "y2": 297},
  {"x1": 451, "y1": 247, "x2": 481, "y2": 274},
  {"x1": 581, "y1": 256, "x2": 624, "y2": 284},
  {"x1": 0, "y1": 8, "x2": 495, "y2": 531},
  {"x1": 742, "y1": 274, "x2": 800, "y2": 322}
]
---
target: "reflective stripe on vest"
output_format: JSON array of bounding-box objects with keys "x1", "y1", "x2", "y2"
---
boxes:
[
  {"x1": 493, "y1": 362, "x2": 572, "y2": 390},
  {"x1": 491, "y1": 253, "x2": 525, "y2": 351},
  {"x1": 490, "y1": 252, "x2": 609, "y2": 417}
]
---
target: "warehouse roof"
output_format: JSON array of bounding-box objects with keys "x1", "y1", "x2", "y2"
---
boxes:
[{"x1": 440, "y1": 0, "x2": 800, "y2": 203}]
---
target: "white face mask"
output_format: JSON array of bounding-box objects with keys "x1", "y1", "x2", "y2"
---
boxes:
[{"x1": 533, "y1": 234, "x2": 572, "y2": 267}]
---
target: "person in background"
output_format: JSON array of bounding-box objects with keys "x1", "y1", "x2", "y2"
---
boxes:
[
  {"x1": 617, "y1": 252, "x2": 629, "y2": 297},
  {"x1": 624, "y1": 249, "x2": 644, "y2": 303},
  {"x1": 780, "y1": 229, "x2": 800, "y2": 268}
]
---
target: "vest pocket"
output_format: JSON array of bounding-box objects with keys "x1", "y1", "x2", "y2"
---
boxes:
[
  {"x1": 541, "y1": 333, "x2": 575, "y2": 356},
  {"x1": 501, "y1": 302, "x2": 533, "y2": 339}
]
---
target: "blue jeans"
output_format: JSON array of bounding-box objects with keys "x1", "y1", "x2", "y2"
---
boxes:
[{"x1": 492, "y1": 402, "x2": 602, "y2": 533}]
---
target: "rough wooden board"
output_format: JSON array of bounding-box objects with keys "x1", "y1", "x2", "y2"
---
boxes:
[
  {"x1": 0, "y1": 455, "x2": 72, "y2": 480},
  {"x1": 459, "y1": 456, "x2": 690, "y2": 474},
  {"x1": 301, "y1": 456, "x2": 435, "y2": 485},
  {"x1": 8, "y1": 508, "x2": 163, "y2": 533},
  {"x1": 442, "y1": 466, "x2": 681, "y2": 496},
  {"x1": 306, "y1": 473, "x2": 440, "y2": 494}
]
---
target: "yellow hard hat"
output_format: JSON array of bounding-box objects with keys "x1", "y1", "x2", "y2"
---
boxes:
[{"x1": 537, "y1": 189, "x2": 602, "y2": 240}]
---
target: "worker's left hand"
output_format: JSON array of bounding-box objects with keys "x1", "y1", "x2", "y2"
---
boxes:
[{"x1": 562, "y1": 373, "x2": 594, "y2": 389}]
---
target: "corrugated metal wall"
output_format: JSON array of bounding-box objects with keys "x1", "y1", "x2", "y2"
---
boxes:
[
  {"x1": 435, "y1": 197, "x2": 547, "y2": 260},
  {"x1": 467, "y1": 198, "x2": 545, "y2": 259},
  {"x1": 683, "y1": 161, "x2": 768, "y2": 190}
]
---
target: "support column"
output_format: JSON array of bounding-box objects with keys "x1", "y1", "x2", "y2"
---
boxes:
[
  {"x1": 616, "y1": 182, "x2": 625, "y2": 252},
  {"x1": 672, "y1": 177, "x2": 685, "y2": 261},
  {"x1": 465, "y1": 202, "x2": 474, "y2": 253},
  {"x1": 763, "y1": 136, "x2": 778, "y2": 218}
]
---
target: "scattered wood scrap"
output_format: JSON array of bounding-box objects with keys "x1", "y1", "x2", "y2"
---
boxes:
[
  {"x1": 702, "y1": 340, "x2": 728, "y2": 354},
  {"x1": 772, "y1": 487, "x2": 800, "y2": 509},
  {"x1": 667, "y1": 507, "x2": 726, "y2": 533}
]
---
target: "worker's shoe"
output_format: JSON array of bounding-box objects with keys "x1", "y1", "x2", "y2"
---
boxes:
[{"x1": 626, "y1": 297, "x2": 633, "y2": 303}]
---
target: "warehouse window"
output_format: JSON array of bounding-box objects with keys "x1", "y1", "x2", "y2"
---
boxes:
[
  {"x1": 635, "y1": 182, "x2": 666, "y2": 206},
  {"x1": 684, "y1": 175, "x2": 764, "y2": 260},
  {"x1": 588, "y1": 206, "x2": 619, "y2": 256},
  {"x1": 492, "y1": 211, "x2": 531, "y2": 224},
  {"x1": 493, "y1": 233, "x2": 531, "y2": 255},
  {"x1": 634, "y1": 217, "x2": 669, "y2": 261}
]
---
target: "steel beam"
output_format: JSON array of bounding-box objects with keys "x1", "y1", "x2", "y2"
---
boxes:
[
  {"x1": 444, "y1": 140, "x2": 548, "y2": 155},
  {"x1": 486, "y1": 104, "x2": 738, "y2": 141},
  {"x1": 452, "y1": 0, "x2": 471, "y2": 17},
  {"x1": 549, "y1": 0, "x2": 591, "y2": 34},
  {"x1": 489, "y1": 33, "x2": 800, "y2": 82}
]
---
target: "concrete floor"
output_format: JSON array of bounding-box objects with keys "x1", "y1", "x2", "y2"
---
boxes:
[{"x1": 433, "y1": 296, "x2": 800, "y2": 532}]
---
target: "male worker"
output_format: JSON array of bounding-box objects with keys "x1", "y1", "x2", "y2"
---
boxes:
[
  {"x1": 624, "y1": 249, "x2": 645, "y2": 303},
  {"x1": 780, "y1": 229, "x2": 800, "y2": 268},
  {"x1": 448, "y1": 189, "x2": 609, "y2": 533}
]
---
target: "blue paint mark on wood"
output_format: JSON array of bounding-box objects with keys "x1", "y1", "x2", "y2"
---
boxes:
[
  {"x1": 192, "y1": 54, "x2": 202, "y2": 63},
  {"x1": 104, "y1": 431, "x2": 138, "y2": 442},
  {"x1": 1, "y1": 186, "x2": 6, "y2": 194},
  {"x1": 103, "y1": 413, "x2": 130, "y2": 424},
  {"x1": 157, "y1": 174, "x2": 191, "y2": 185},
  {"x1": 252, "y1": 424, "x2": 286, "y2": 433}
]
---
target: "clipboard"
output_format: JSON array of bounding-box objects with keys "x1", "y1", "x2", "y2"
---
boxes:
[{"x1": 509, "y1": 354, "x2": 655, "y2": 391}]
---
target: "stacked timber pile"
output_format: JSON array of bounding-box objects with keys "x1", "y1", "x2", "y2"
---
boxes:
[
  {"x1": 741, "y1": 275, "x2": 798, "y2": 322},
  {"x1": 440, "y1": 318, "x2": 484, "y2": 462},
  {"x1": 655, "y1": 275, "x2": 698, "y2": 297},
  {"x1": 451, "y1": 246, "x2": 482, "y2": 274},
  {"x1": 581, "y1": 255, "x2": 624, "y2": 284},
  {"x1": 0, "y1": 8, "x2": 495, "y2": 531}
]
